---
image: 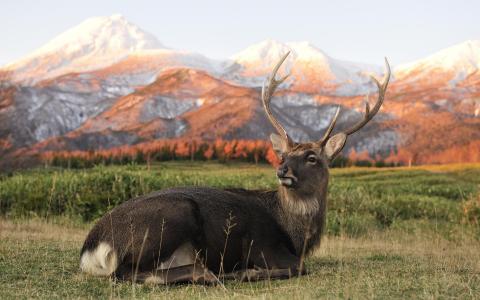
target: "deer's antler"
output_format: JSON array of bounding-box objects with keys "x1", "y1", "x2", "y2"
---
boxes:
[
  {"x1": 318, "y1": 58, "x2": 391, "y2": 144},
  {"x1": 262, "y1": 52, "x2": 293, "y2": 150},
  {"x1": 344, "y1": 58, "x2": 391, "y2": 136},
  {"x1": 263, "y1": 54, "x2": 391, "y2": 149}
]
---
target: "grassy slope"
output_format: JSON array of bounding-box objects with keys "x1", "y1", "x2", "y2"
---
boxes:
[
  {"x1": 1, "y1": 219, "x2": 479, "y2": 299},
  {"x1": 1, "y1": 163, "x2": 480, "y2": 299}
]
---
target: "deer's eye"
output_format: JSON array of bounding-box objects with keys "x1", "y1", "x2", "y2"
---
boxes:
[{"x1": 307, "y1": 155, "x2": 317, "y2": 164}]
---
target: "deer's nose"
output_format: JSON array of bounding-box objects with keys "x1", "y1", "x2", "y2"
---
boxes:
[{"x1": 277, "y1": 165, "x2": 288, "y2": 177}]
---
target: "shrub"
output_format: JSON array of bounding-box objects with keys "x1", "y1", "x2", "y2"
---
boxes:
[{"x1": 462, "y1": 194, "x2": 480, "y2": 226}]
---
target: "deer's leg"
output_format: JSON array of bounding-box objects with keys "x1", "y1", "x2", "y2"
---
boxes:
[
  {"x1": 224, "y1": 244, "x2": 306, "y2": 281},
  {"x1": 146, "y1": 264, "x2": 218, "y2": 285},
  {"x1": 115, "y1": 241, "x2": 219, "y2": 284},
  {"x1": 224, "y1": 268, "x2": 298, "y2": 281},
  {"x1": 115, "y1": 264, "x2": 218, "y2": 284}
]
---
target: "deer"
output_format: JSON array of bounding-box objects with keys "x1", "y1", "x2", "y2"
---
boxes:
[{"x1": 80, "y1": 52, "x2": 391, "y2": 284}]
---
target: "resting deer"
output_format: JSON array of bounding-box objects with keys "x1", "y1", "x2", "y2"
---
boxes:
[{"x1": 80, "y1": 53, "x2": 390, "y2": 284}]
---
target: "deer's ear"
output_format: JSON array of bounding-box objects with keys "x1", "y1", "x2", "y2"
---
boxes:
[
  {"x1": 270, "y1": 133, "x2": 289, "y2": 155},
  {"x1": 324, "y1": 133, "x2": 347, "y2": 160}
]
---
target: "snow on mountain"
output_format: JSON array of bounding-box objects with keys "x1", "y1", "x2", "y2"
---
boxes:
[
  {"x1": 93, "y1": 48, "x2": 224, "y2": 84},
  {"x1": 4, "y1": 14, "x2": 166, "y2": 83},
  {"x1": 395, "y1": 40, "x2": 480, "y2": 80},
  {"x1": 225, "y1": 39, "x2": 381, "y2": 95}
]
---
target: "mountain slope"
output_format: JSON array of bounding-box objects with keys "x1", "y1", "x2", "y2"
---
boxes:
[
  {"x1": 225, "y1": 39, "x2": 381, "y2": 95},
  {"x1": 15, "y1": 67, "x2": 395, "y2": 161},
  {"x1": 3, "y1": 14, "x2": 165, "y2": 83}
]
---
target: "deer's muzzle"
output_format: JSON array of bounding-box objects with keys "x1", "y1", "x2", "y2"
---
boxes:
[{"x1": 277, "y1": 166, "x2": 297, "y2": 187}]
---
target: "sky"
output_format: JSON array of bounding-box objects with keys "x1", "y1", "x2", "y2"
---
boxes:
[{"x1": 0, "y1": 0, "x2": 479, "y2": 66}]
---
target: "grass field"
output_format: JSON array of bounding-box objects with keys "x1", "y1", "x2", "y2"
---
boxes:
[{"x1": 1, "y1": 162, "x2": 480, "y2": 299}]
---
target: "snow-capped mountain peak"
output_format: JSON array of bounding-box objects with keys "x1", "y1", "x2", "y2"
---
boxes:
[
  {"x1": 287, "y1": 41, "x2": 330, "y2": 60},
  {"x1": 227, "y1": 39, "x2": 379, "y2": 95},
  {"x1": 31, "y1": 14, "x2": 164, "y2": 56},
  {"x1": 230, "y1": 39, "x2": 333, "y2": 69},
  {"x1": 396, "y1": 39, "x2": 480, "y2": 76},
  {"x1": 5, "y1": 14, "x2": 166, "y2": 82},
  {"x1": 231, "y1": 39, "x2": 293, "y2": 65}
]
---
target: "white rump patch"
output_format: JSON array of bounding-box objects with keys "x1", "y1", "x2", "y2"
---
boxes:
[{"x1": 80, "y1": 242, "x2": 118, "y2": 276}]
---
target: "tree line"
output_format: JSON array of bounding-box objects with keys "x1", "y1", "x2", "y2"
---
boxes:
[{"x1": 40, "y1": 138, "x2": 405, "y2": 169}]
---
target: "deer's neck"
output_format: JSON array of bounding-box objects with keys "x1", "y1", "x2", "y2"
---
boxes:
[{"x1": 275, "y1": 183, "x2": 328, "y2": 256}]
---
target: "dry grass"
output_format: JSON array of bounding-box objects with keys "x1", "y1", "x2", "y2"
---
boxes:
[{"x1": 1, "y1": 218, "x2": 479, "y2": 299}]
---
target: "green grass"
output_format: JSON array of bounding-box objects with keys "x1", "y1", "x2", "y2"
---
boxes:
[{"x1": 1, "y1": 162, "x2": 480, "y2": 299}]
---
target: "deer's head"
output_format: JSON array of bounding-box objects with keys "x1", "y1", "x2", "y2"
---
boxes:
[{"x1": 263, "y1": 53, "x2": 390, "y2": 207}]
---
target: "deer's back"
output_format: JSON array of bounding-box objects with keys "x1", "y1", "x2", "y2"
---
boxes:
[{"x1": 81, "y1": 187, "x2": 294, "y2": 273}]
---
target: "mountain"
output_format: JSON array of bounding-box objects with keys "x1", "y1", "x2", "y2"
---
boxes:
[
  {"x1": 0, "y1": 15, "x2": 224, "y2": 152},
  {"x1": 225, "y1": 39, "x2": 381, "y2": 95},
  {"x1": 0, "y1": 15, "x2": 479, "y2": 169},
  {"x1": 3, "y1": 14, "x2": 165, "y2": 83},
  {"x1": 395, "y1": 40, "x2": 480, "y2": 87},
  {"x1": 19, "y1": 67, "x2": 393, "y2": 160}
]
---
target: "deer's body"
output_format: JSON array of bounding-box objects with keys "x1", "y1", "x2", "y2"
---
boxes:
[
  {"x1": 80, "y1": 184, "x2": 328, "y2": 282},
  {"x1": 80, "y1": 53, "x2": 390, "y2": 284}
]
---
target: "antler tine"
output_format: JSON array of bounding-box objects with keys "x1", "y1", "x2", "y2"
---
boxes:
[
  {"x1": 344, "y1": 58, "x2": 391, "y2": 136},
  {"x1": 318, "y1": 106, "x2": 341, "y2": 146},
  {"x1": 262, "y1": 52, "x2": 293, "y2": 148}
]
